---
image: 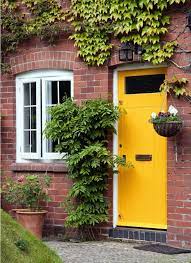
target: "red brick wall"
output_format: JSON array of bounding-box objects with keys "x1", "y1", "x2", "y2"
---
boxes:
[
  {"x1": 166, "y1": 97, "x2": 191, "y2": 248},
  {"x1": 1, "y1": 4, "x2": 191, "y2": 248},
  {"x1": 0, "y1": 35, "x2": 114, "y2": 237},
  {"x1": 165, "y1": 5, "x2": 191, "y2": 248}
]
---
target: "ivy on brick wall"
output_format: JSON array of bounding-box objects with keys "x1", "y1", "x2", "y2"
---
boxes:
[
  {"x1": 67, "y1": 0, "x2": 187, "y2": 65},
  {"x1": 160, "y1": 77, "x2": 189, "y2": 97},
  {"x1": 1, "y1": 0, "x2": 188, "y2": 71},
  {"x1": 1, "y1": 0, "x2": 66, "y2": 72}
]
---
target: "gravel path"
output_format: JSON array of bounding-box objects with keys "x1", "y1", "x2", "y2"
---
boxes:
[{"x1": 46, "y1": 241, "x2": 191, "y2": 263}]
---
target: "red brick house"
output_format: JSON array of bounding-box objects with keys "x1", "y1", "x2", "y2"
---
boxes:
[{"x1": 1, "y1": 1, "x2": 191, "y2": 249}]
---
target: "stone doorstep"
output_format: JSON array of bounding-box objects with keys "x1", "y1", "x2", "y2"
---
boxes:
[
  {"x1": 42, "y1": 224, "x2": 167, "y2": 244},
  {"x1": 109, "y1": 227, "x2": 167, "y2": 243}
]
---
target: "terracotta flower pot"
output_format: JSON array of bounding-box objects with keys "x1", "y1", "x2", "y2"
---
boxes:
[{"x1": 15, "y1": 209, "x2": 47, "y2": 239}]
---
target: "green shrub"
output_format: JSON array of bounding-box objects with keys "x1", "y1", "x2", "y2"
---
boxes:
[{"x1": 44, "y1": 98, "x2": 132, "y2": 229}]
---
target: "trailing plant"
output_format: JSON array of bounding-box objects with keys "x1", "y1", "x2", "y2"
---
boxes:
[
  {"x1": 44, "y1": 98, "x2": 132, "y2": 229},
  {"x1": 1, "y1": 0, "x2": 189, "y2": 71},
  {"x1": 160, "y1": 76, "x2": 189, "y2": 97}
]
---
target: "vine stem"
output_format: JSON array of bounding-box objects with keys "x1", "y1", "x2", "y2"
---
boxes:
[
  {"x1": 167, "y1": 59, "x2": 191, "y2": 70},
  {"x1": 175, "y1": 47, "x2": 191, "y2": 53}
]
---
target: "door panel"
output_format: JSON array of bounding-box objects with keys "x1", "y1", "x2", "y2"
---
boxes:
[{"x1": 118, "y1": 68, "x2": 167, "y2": 229}]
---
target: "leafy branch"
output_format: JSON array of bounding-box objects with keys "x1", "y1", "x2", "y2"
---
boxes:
[
  {"x1": 44, "y1": 98, "x2": 132, "y2": 231},
  {"x1": 160, "y1": 76, "x2": 190, "y2": 97}
]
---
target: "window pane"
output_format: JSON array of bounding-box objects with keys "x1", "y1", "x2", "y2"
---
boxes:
[
  {"x1": 31, "y1": 131, "x2": 36, "y2": 152},
  {"x1": 24, "y1": 131, "x2": 30, "y2": 152},
  {"x1": 125, "y1": 74, "x2": 165, "y2": 94},
  {"x1": 31, "y1": 107, "x2": 36, "y2": 129},
  {"x1": 46, "y1": 108, "x2": 52, "y2": 122},
  {"x1": 52, "y1": 81, "x2": 58, "y2": 104},
  {"x1": 59, "y1": 81, "x2": 71, "y2": 103},
  {"x1": 46, "y1": 81, "x2": 58, "y2": 105},
  {"x1": 46, "y1": 107, "x2": 57, "y2": 153},
  {"x1": 31, "y1": 82, "x2": 36, "y2": 105},
  {"x1": 46, "y1": 139, "x2": 57, "y2": 153},
  {"x1": 46, "y1": 110, "x2": 57, "y2": 153},
  {"x1": 24, "y1": 83, "x2": 30, "y2": 105},
  {"x1": 45, "y1": 79, "x2": 71, "y2": 154},
  {"x1": 23, "y1": 82, "x2": 37, "y2": 154},
  {"x1": 46, "y1": 81, "x2": 52, "y2": 105},
  {"x1": 24, "y1": 108, "x2": 30, "y2": 129}
]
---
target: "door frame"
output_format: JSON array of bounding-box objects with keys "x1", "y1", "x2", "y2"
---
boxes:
[{"x1": 112, "y1": 62, "x2": 168, "y2": 228}]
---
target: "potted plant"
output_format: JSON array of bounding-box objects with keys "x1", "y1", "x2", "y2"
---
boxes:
[
  {"x1": 2, "y1": 174, "x2": 51, "y2": 239},
  {"x1": 150, "y1": 105, "x2": 183, "y2": 137}
]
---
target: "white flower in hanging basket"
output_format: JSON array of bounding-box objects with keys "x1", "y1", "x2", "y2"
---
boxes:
[
  {"x1": 168, "y1": 105, "x2": 178, "y2": 116},
  {"x1": 151, "y1": 112, "x2": 157, "y2": 119}
]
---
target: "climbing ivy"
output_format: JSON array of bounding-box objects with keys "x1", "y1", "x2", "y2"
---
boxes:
[
  {"x1": 67, "y1": 1, "x2": 113, "y2": 65},
  {"x1": 1, "y1": 0, "x2": 65, "y2": 72},
  {"x1": 160, "y1": 76, "x2": 189, "y2": 97},
  {"x1": 44, "y1": 99, "x2": 132, "y2": 231},
  {"x1": 1, "y1": 0, "x2": 188, "y2": 70},
  {"x1": 67, "y1": 0, "x2": 186, "y2": 65}
]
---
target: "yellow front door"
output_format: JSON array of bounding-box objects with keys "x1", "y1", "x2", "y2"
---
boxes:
[{"x1": 118, "y1": 68, "x2": 167, "y2": 229}]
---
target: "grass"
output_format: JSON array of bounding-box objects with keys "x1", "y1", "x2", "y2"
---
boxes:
[{"x1": 1, "y1": 209, "x2": 63, "y2": 263}]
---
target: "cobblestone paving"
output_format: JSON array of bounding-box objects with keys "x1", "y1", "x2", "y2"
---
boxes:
[{"x1": 46, "y1": 241, "x2": 191, "y2": 263}]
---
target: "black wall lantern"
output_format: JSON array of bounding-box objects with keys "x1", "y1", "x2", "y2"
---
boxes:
[
  {"x1": 187, "y1": 12, "x2": 191, "y2": 30},
  {"x1": 119, "y1": 42, "x2": 143, "y2": 62},
  {"x1": 119, "y1": 43, "x2": 134, "y2": 61},
  {"x1": 134, "y1": 44, "x2": 143, "y2": 55}
]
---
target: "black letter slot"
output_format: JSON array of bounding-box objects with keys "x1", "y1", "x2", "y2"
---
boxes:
[{"x1": 135, "y1": 154, "x2": 152, "y2": 161}]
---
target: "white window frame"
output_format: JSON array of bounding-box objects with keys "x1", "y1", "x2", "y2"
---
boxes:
[
  {"x1": 16, "y1": 78, "x2": 41, "y2": 160},
  {"x1": 16, "y1": 70, "x2": 74, "y2": 162},
  {"x1": 42, "y1": 76, "x2": 74, "y2": 160}
]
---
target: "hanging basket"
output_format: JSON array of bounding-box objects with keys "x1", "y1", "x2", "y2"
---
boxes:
[{"x1": 153, "y1": 121, "x2": 183, "y2": 137}]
